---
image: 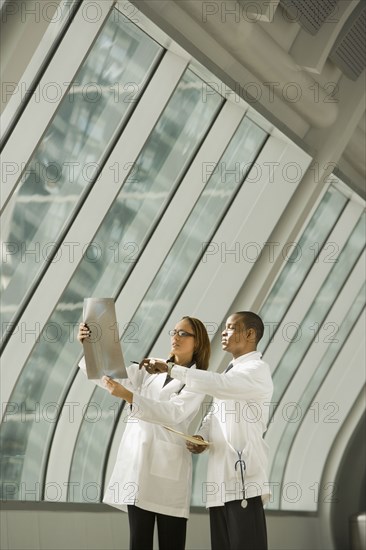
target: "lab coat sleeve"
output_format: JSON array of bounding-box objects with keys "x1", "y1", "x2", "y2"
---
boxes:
[
  {"x1": 132, "y1": 388, "x2": 205, "y2": 427},
  {"x1": 124, "y1": 362, "x2": 147, "y2": 391},
  {"x1": 77, "y1": 357, "x2": 145, "y2": 392},
  {"x1": 171, "y1": 362, "x2": 273, "y2": 401},
  {"x1": 196, "y1": 408, "x2": 213, "y2": 442}
]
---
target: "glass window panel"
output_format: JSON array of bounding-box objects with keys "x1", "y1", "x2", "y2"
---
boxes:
[
  {"x1": 66, "y1": 397, "x2": 119, "y2": 503},
  {"x1": 191, "y1": 451, "x2": 210, "y2": 506},
  {"x1": 0, "y1": 8, "x2": 162, "y2": 338},
  {"x1": 259, "y1": 186, "x2": 348, "y2": 352},
  {"x1": 0, "y1": 0, "x2": 79, "y2": 138},
  {"x1": 68, "y1": 116, "x2": 267, "y2": 502},
  {"x1": 68, "y1": 73, "x2": 225, "y2": 502},
  {"x1": 123, "y1": 117, "x2": 267, "y2": 361},
  {"x1": 0, "y1": 69, "x2": 223, "y2": 502},
  {"x1": 271, "y1": 212, "x2": 365, "y2": 406},
  {"x1": 269, "y1": 282, "x2": 365, "y2": 509},
  {"x1": 70, "y1": 69, "x2": 224, "y2": 299}
]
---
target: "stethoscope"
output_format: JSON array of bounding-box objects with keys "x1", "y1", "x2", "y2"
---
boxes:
[{"x1": 234, "y1": 450, "x2": 248, "y2": 508}]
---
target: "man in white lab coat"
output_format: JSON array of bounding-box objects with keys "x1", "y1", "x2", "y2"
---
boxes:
[{"x1": 144, "y1": 311, "x2": 273, "y2": 550}]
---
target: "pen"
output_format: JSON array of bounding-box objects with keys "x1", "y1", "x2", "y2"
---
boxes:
[{"x1": 130, "y1": 360, "x2": 140, "y2": 364}]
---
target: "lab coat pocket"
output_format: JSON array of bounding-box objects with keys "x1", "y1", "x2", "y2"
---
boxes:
[{"x1": 150, "y1": 440, "x2": 183, "y2": 481}]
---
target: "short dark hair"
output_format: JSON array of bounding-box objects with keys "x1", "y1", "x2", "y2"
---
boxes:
[{"x1": 235, "y1": 311, "x2": 264, "y2": 344}]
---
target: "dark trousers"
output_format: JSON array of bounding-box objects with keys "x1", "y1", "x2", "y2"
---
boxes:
[
  {"x1": 209, "y1": 497, "x2": 268, "y2": 550},
  {"x1": 127, "y1": 504, "x2": 187, "y2": 550}
]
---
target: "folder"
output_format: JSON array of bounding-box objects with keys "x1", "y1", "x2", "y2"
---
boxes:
[{"x1": 163, "y1": 426, "x2": 210, "y2": 446}]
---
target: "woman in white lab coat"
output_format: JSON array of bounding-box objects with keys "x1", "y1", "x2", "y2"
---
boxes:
[{"x1": 77, "y1": 316, "x2": 210, "y2": 550}]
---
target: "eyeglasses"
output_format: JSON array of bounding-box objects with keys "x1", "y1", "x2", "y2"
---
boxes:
[{"x1": 168, "y1": 329, "x2": 195, "y2": 338}]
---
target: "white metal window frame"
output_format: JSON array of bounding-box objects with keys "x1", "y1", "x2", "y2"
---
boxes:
[
  {"x1": 45, "y1": 374, "x2": 106, "y2": 502},
  {"x1": 225, "y1": 175, "x2": 350, "y2": 322},
  {"x1": 270, "y1": 249, "x2": 365, "y2": 509},
  {"x1": 151, "y1": 132, "x2": 312, "y2": 366},
  {"x1": 213, "y1": 183, "x2": 365, "y2": 513},
  {"x1": 183, "y1": 176, "x2": 365, "y2": 510},
  {"x1": 44, "y1": 99, "x2": 247, "y2": 495},
  {"x1": 319, "y1": 385, "x2": 365, "y2": 548},
  {"x1": 112, "y1": 100, "x2": 247, "y2": 330},
  {"x1": 2, "y1": 0, "x2": 363, "y2": 512},
  {"x1": 0, "y1": 50, "x2": 189, "y2": 417},
  {"x1": 1, "y1": 0, "x2": 116, "y2": 212},
  {"x1": 282, "y1": 307, "x2": 365, "y2": 511},
  {"x1": 102, "y1": 125, "x2": 312, "y2": 488},
  {"x1": 262, "y1": 198, "x2": 364, "y2": 373},
  {"x1": 264, "y1": 202, "x2": 364, "y2": 456},
  {"x1": 0, "y1": 0, "x2": 83, "y2": 143},
  {"x1": 183, "y1": 179, "x2": 364, "y2": 512}
]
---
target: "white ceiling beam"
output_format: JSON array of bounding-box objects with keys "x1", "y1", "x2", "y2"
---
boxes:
[{"x1": 236, "y1": 0, "x2": 280, "y2": 23}]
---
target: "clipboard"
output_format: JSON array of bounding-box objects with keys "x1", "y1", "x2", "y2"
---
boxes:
[
  {"x1": 82, "y1": 297, "x2": 127, "y2": 380},
  {"x1": 163, "y1": 426, "x2": 210, "y2": 446}
]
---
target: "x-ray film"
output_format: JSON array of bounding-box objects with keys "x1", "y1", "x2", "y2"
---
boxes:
[{"x1": 82, "y1": 298, "x2": 126, "y2": 379}]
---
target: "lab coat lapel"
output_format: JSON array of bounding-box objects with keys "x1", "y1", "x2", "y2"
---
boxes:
[
  {"x1": 218, "y1": 360, "x2": 247, "y2": 445},
  {"x1": 142, "y1": 373, "x2": 160, "y2": 391},
  {"x1": 218, "y1": 353, "x2": 262, "y2": 450},
  {"x1": 159, "y1": 363, "x2": 197, "y2": 397},
  {"x1": 159, "y1": 375, "x2": 184, "y2": 398}
]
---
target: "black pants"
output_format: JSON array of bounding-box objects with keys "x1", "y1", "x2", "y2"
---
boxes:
[
  {"x1": 127, "y1": 504, "x2": 187, "y2": 550},
  {"x1": 209, "y1": 497, "x2": 268, "y2": 550}
]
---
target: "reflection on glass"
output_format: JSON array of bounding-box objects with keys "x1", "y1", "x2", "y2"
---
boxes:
[
  {"x1": 0, "y1": 68, "x2": 223, "y2": 501},
  {"x1": 0, "y1": 8, "x2": 162, "y2": 338},
  {"x1": 259, "y1": 186, "x2": 348, "y2": 352}
]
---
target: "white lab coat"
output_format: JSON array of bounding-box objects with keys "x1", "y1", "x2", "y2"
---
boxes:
[
  {"x1": 78, "y1": 359, "x2": 205, "y2": 518},
  {"x1": 170, "y1": 351, "x2": 273, "y2": 507}
]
